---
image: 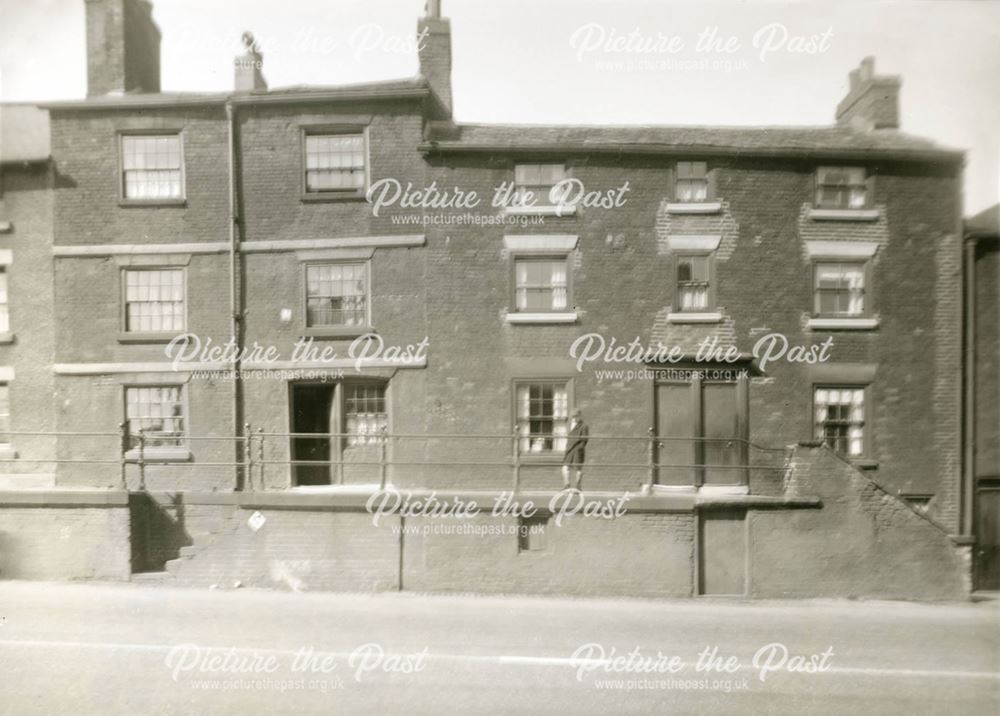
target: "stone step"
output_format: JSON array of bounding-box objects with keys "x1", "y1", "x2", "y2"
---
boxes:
[{"x1": 131, "y1": 571, "x2": 171, "y2": 583}]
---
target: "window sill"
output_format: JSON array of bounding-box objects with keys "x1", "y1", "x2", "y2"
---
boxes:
[
  {"x1": 300, "y1": 192, "x2": 367, "y2": 203},
  {"x1": 118, "y1": 199, "x2": 187, "y2": 208},
  {"x1": 806, "y1": 317, "x2": 879, "y2": 331},
  {"x1": 504, "y1": 205, "x2": 577, "y2": 217},
  {"x1": 117, "y1": 332, "x2": 184, "y2": 344},
  {"x1": 666, "y1": 311, "x2": 722, "y2": 324},
  {"x1": 697, "y1": 484, "x2": 750, "y2": 496},
  {"x1": 505, "y1": 311, "x2": 578, "y2": 324},
  {"x1": 0, "y1": 332, "x2": 14, "y2": 345},
  {"x1": 665, "y1": 201, "x2": 722, "y2": 215},
  {"x1": 517, "y1": 453, "x2": 564, "y2": 465},
  {"x1": 809, "y1": 208, "x2": 880, "y2": 221},
  {"x1": 125, "y1": 447, "x2": 192, "y2": 463},
  {"x1": 301, "y1": 326, "x2": 373, "y2": 339}
]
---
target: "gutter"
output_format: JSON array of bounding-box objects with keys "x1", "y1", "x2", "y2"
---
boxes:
[
  {"x1": 39, "y1": 88, "x2": 428, "y2": 112},
  {"x1": 416, "y1": 141, "x2": 964, "y2": 165},
  {"x1": 225, "y1": 100, "x2": 244, "y2": 491}
]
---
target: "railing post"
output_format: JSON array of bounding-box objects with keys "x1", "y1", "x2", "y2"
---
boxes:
[
  {"x1": 118, "y1": 422, "x2": 128, "y2": 490},
  {"x1": 379, "y1": 426, "x2": 388, "y2": 489},
  {"x1": 137, "y1": 429, "x2": 146, "y2": 491},
  {"x1": 644, "y1": 427, "x2": 655, "y2": 495},
  {"x1": 243, "y1": 422, "x2": 253, "y2": 491},
  {"x1": 512, "y1": 424, "x2": 521, "y2": 494},
  {"x1": 256, "y1": 427, "x2": 265, "y2": 489}
]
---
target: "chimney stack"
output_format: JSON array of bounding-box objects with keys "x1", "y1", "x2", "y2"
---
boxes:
[
  {"x1": 85, "y1": 0, "x2": 161, "y2": 96},
  {"x1": 417, "y1": 0, "x2": 453, "y2": 118},
  {"x1": 835, "y1": 56, "x2": 901, "y2": 131},
  {"x1": 234, "y1": 32, "x2": 268, "y2": 92}
]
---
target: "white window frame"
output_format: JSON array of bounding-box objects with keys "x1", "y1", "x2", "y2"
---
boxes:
[
  {"x1": 119, "y1": 132, "x2": 185, "y2": 202},
  {"x1": 121, "y1": 267, "x2": 187, "y2": 337}
]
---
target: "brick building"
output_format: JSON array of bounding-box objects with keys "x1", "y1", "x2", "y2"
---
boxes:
[{"x1": 0, "y1": 0, "x2": 980, "y2": 597}]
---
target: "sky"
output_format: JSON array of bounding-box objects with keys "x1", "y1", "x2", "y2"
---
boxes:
[{"x1": 0, "y1": 0, "x2": 997, "y2": 214}]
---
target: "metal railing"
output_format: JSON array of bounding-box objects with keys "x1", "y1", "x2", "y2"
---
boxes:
[{"x1": 0, "y1": 426, "x2": 791, "y2": 494}]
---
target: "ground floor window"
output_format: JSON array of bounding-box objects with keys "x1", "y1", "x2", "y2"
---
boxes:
[
  {"x1": 515, "y1": 380, "x2": 569, "y2": 454},
  {"x1": 0, "y1": 384, "x2": 9, "y2": 444},
  {"x1": 814, "y1": 386, "x2": 865, "y2": 456},
  {"x1": 125, "y1": 385, "x2": 185, "y2": 448},
  {"x1": 344, "y1": 383, "x2": 388, "y2": 445}
]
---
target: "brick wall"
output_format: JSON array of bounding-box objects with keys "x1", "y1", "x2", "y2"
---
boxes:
[
  {"x1": 0, "y1": 163, "x2": 57, "y2": 481},
  {"x1": 750, "y1": 444, "x2": 967, "y2": 600},
  {"x1": 0, "y1": 493, "x2": 130, "y2": 580}
]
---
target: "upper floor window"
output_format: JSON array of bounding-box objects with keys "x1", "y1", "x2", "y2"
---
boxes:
[
  {"x1": 513, "y1": 164, "x2": 566, "y2": 208},
  {"x1": 121, "y1": 134, "x2": 183, "y2": 200},
  {"x1": 814, "y1": 386, "x2": 865, "y2": 457},
  {"x1": 514, "y1": 257, "x2": 569, "y2": 312},
  {"x1": 124, "y1": 269, "x2": 185, "y2": 333},
  {"x1": 675, "y1": 161, "x2": 708, "y2": 202},
  {"x1": 515, "y1": 380, "x2": 570, "y2": 455},
  {"x1": 304, "y1": 133, "x2": 366, "y2": 193},
  {"x1": 0, "y1": 267, "x2": 9, "y2": 333},
  {"x1": 815, "y1": 167, "x2": 867, "y2": 209},
  {"x1": 125, "y1": 385, "x2": 186, "y2": 450},
  {"x1": 675, "y1": 254, "x2": 713, "y2": 311},
  {"x1": 813, "y1": 261, "x2": 867, "y2": 317},
  {"x1": 305, "y1": 262, "x2": 369, "y2": 328}
]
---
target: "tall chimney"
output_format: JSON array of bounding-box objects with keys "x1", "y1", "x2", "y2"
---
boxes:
[
  {"x1": 85, "y1": 0, "x2": 161, "y2": 96},
  {"x1": 417, "y1": 0, "x2": 453, "y2": 118},
  {"x1": 234, "y1": 32, "x2": 267, "y2": 92},
  {"x1": 835, "y1": 56, "x2": 901, "y2": 131}
]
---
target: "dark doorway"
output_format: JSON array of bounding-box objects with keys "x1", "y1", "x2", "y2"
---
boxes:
[
  {"x1": 974, "y1": 484, "x2": 1000, "y2": 590},
  {"x1": 290, "y1": 383, "x2": 336, "y2": 486}
]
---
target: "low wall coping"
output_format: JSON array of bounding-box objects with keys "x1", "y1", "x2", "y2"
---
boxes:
[{"x1": 0, "y1": 490, "x2": 129, "y2": 508}]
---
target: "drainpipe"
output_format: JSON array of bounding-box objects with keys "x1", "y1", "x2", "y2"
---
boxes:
[
  {"x1": 962, "y1": 233, "x2": 978, "y2": 538},
  {"x1": 226, "y1": 100, "x2": 245, "y2": 491}
]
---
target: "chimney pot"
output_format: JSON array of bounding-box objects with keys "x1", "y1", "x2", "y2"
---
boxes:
[{"x1": 234, "y1": 31, "x2": 267, "y2": 92}]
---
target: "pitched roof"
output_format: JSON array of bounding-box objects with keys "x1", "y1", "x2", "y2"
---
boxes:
[
  {"x1": 966, "y1": 204, "x2": 999, "y2": 235},
  {"x1": 0, "y1": 103, "x2": 50, "y2": 163},
  {"x1": 422, "y1": 123, "x2": 963, "y2": 162}
]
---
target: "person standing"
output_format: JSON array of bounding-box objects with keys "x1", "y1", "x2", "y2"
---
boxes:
[{"x1": 562, "y1": 410, "x2": 589, "y2": 490}]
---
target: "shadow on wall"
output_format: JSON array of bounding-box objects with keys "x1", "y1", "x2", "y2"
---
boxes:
[{"x1": 129, "y1": 492, "x2": 191, "y2": 573}]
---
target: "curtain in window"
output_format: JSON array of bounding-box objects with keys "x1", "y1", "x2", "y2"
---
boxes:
[{"x1": 516, "y1": 383, "x2": 568, "y2": 453}]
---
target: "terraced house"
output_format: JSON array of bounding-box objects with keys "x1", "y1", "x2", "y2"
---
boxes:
[{"x1": 0, "y1": 0, "x2": 984, "y2": 598}]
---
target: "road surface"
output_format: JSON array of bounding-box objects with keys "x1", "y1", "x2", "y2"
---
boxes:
[{"x1": 0, "y1": 581, "x2": 997, "y2": 714}]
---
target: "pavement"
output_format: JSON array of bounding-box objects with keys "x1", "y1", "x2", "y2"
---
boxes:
[{"x1": 0, "y1": 581, "x2": 997, "y2": 715}]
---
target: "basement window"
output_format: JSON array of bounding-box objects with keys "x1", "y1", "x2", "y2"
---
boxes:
[
  {"x1": 121, "y1": 134, "x2": 184, "y2": 200},
  {"x1": 518, "y1": 514, "x2": 549, "y2": 552}
]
